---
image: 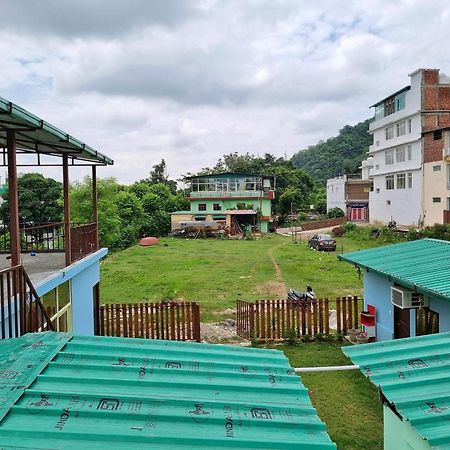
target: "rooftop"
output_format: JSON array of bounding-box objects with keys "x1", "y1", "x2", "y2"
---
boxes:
[
  {"x1": 343, "y1": 332, "x2": 450, "y2": 448},
  {"x1": 338, "y1": 239, "x2": 450, "y2": 301},
  {"x1": 0, "y1": 332, "x2": 336, "y2": 449},
  {"x1": 0, "y1": 95, "x2": 113, "y2": 165}
]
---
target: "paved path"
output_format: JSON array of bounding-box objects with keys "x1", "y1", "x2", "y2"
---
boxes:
[{"x1": 276, "y1": 225, "x2": 338, "y2": 239}]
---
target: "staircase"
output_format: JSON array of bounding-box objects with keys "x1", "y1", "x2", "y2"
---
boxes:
[{"x1": 0, "y1": 265, "x2": 54, "y2": 339}]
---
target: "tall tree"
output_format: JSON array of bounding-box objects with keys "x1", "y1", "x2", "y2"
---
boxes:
[
  {"x1": 0, "y1": 173, "x2": 63, "y2": 224},
  {"x1": 142, "y1": 159, "x2": 177, "y2": 193}
]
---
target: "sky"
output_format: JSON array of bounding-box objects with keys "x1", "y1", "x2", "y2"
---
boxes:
[{"x1": 1, "y1": 0, "x2": 450, "y2": 184}]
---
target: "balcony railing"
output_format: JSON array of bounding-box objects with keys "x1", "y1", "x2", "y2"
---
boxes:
[
  {"x1": 0, "y1": 221, "x2": 98, "y2": 263},
  {"x1": 190, "y1": 190, "x2": 270, "y2": 198}
]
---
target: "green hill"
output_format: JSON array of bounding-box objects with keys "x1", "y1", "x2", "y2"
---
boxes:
[{"x1": 291, "y1": 119, "x2": 372, "y2": 184}]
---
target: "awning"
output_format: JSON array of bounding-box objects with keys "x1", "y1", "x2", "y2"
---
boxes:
[
  {"x1": 224, "y1": 209, "x2": 258, "y2": 215},
  {"x1": 0, "y1": 95, "x2": 113, "y2": 165}
]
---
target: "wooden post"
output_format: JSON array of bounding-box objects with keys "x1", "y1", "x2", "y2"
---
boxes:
[
  {"x1": 92, "y1": 165, "x2": 99, "y2": 249},
  {"x1": 7, "y1": 130, "x2": 20, "y2": 268},
  {"x1": 63, "y1": 155, "x2": 72, "y2": 266}
]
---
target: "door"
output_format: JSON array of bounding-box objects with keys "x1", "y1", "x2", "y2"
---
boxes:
[{"x1": 394, "y1": 306, "x2": 410, "y2": 339}]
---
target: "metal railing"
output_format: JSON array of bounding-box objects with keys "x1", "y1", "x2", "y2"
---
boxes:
[
  {"x1": 189, "y1": 190, "x2": 270, "y2": 198},
  {"x1": 70, "y1": 222, "x2": 98, "y2": 263},
  {"x1": 0, "y1": 265, "x2": 54, "y2": 339}
]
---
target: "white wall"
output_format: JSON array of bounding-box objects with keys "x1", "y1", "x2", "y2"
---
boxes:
[
  {"x1": 326, "y1": 176, "x2": 346, "y2": 212},
  {"x1": 368, "y1": 70, "x2": 423, "y2": 225}
]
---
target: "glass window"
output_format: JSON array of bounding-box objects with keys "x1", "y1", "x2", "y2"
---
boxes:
[
  {"x1": 408, "y1": 119, "x2": 412, "y2": 133},
  {"x1": 198, "y1": 203, "x2": 206, "y2": 211},
  {"x1": 396, "y1": 121, "x2": 406, "y2": 137},
  {"x1": 407, "y1": 172, "x2": 413, "y2": 188},
  {"x1": 395, "y1": 91, "x2": 406, "y2": 112},
  {"x1": 396, "y1": 173, "x2": 406, "y2": 189},
  {"x1": 385, "y1": 126, "x2": 394, "y2": 140},
  {"x1": 375, "y1": 104, "x2": 384, "y2": 120},
  {"x1": 396, "y1": 147, "x2": 405, "y2": 163},
  {"x1": 42, "y1": 281, "x2": 72, "y2": 332},
  {"x1": 213, "y1": 203, "x2": 221, "y2": 211},
  {"x1": 433, "y1": 197, "x2": 441, "y2": 203},
  {"x1": 407, "y1": 144, "x2": 412, "y2": 160},
  {"x1": 433, "y1": 165, "x2": 441, "y2": 172},
  {"x1": 386, "y1": 175, "x2": 394, "y2": 190},
  {"x1": 385, "y1": 150, "x2": 394, "y2": 165}
]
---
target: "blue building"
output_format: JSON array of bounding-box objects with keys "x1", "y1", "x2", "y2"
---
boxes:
[
  {"x1": 0, "y1": 95, "x2": 113, "y2": 339},
  {"x1": 339, "y1": 239, "x2": 450, "y2": 341}
]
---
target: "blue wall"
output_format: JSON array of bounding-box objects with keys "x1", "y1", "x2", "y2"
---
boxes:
[
  {"x1": 363, "y1": 271, "x2": 450, "y2": 341},
  {"x1": 35, "y1": 248, "x2": 107, "y2": 336}
]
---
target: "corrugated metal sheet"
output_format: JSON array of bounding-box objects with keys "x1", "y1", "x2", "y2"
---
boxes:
[
  {"x1": 343, "y1": 332, "x2": 450, "y2": 449},
  {"x1": 338, "y1": 238, "x2": 450, "y2": 300},
  {"x1": 0, "y1": 333, "x2": 336, "y2": 449}
]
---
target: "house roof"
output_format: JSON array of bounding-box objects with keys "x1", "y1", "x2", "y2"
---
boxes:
[
  {"x1": 338, "y1": 239, "x2": 450, "y2": 301},
  {"x1": 370, "y1": 85, "x2": 411, "y2": 108},
  {"x1": 0, "y1": 332, "x2": 336, "y2": 449},
  {"x1": 343, "y1": 332, "x2": 450, "y2": 449},
  {"x1": 225, "y1": 209, "x2": 258, "y2": 215},
  {"x1": 0, "y1": 95, "x2": 113, "y2": 165}
]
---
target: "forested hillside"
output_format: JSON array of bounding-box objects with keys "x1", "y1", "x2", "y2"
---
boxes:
[{"x1": 291, "y1": 119, "x2": 372, "y2": 184}]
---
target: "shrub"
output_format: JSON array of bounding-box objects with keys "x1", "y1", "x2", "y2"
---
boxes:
[
  {"x1": 283, "y1": 328, "x2": 298, "y2": 345},
  {"x1": 342, "y1": 221, "x2": 357, "y2": 232},
  {"x1": 327, "y1": 207, "x2": 345, "y2": 218}
]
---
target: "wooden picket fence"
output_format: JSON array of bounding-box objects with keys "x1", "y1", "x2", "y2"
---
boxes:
[
  {"x1": 98, "y1": 301, "x2": 201, "y2": 342},
  {"x1": 237, "y1": 297, "x2": 362, "y2": 341}
]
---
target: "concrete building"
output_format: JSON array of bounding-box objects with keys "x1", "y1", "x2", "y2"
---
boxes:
[
  {"x1": 326, "y1": 174, "x2": 371, "y2": 222},
  {"x1": 171, "y1": 173, "x2": 275, "y2": 233},
  {"x1": 366, "y1": 68, "x2": 450, "y2": 226}
]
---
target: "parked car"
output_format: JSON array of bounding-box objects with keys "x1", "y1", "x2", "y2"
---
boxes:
[{"x1": 308, "y1": 234, "x2": 336, "y2": 251}]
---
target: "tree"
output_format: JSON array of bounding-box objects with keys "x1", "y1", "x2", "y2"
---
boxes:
[
  {"x1": 142, "y1": 159, "x2": 177, "y2": 193},
  {"x1": 0, "y1": 173, "x2": 63, "y2": 224},
  {"x1": 70, "y1": 177, "x2": 121, "y2": 248}
]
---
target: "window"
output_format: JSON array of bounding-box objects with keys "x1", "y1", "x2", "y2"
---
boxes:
[
  {"x1": 407, "y1": 144, "x2": 412, "y2": 160},
  {"x1": 396, "y1": 146, "x2": 405, "y2": 163},
  {"x1": 213, "y1": 203, "x2": 221, "y2": 211},
  {"x1": 447, "y1": 197, "x2": 450, "y2": 210},
  {"x1": 386, "y1": 200, "x2": 391, "y2": 205},
  {"x1": 385, "y1": 149, "x2": 394, "y2": 165},
  {"x1": 416, "y1": 308, "x2": 439, "y2": 336},
  {"x1": 433, "y1": 165, "x2": 442, "y2": 172},
  {"x1": 396, "y1": 121, "x2": 406, "y2": 137},
  {"x1": 433, "y1": 197, "x2": 441, "y2": 203},
  {"x1": 408, "y1": 119, "x2": 412, "y2": 133},
  {"x1": 198, "y1": 203, "x2": 206, "y2": 211},
  {"x1": 375, "y1": 164, "x2": 380, "y2": 170},
  {"x1": 385, "y1": 126, "x2": 394, "y2": 140},
  {"x1": 434, "y1": 130, "x2": 443, "y2": 140},
  {"x1": 42, "y1": 281, "x2": 72, "y2": 332},
  {"x1": 407, "y1": 172, "x2": 413, "y2": 188},
  {"x1": 386, "y1": 175, "x2": 394, "y2": 190},
  {"x1": 396, "y1": 173, "x2": 406, "y2": 189}
]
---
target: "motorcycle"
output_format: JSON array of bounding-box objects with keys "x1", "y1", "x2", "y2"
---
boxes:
[{"x1": 287, "y1": 286, "x2": 315, "y2": 302}]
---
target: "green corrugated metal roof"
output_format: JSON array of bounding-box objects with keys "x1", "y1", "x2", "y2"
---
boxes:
[
  {"x1": 0, "y1": 95, "x2": 113, "y2": 165},
  {"x1": 343, "y1": 332, "x2": 450, "y2": 449},
  {"x1": 0, "y1": 333, "x2": 336, "y2": 449},
  {"x1": 338, "y1": 239, "x2": 450, "y2": 300}
]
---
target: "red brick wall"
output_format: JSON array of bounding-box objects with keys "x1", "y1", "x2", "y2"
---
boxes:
[{"x1": 423, "y1": 133, "x2": 444, "y2": 163}]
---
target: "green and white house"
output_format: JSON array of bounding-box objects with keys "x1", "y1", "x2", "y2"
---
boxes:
[{"x1": 171, "y1": 173, "x2": 275, "y2": 233}]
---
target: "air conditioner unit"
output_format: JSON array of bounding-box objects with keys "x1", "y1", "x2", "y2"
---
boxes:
[{"x1": 391, "y1": 286, "x2": 429, "y2": 309}]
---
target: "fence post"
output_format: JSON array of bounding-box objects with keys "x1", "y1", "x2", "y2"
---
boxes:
[
  {"x1": 192, "y1": 302, "x2": 201, "y2": 342},
  {"x1": 336, "y1": 298, "x2": 342, "y2": 334},
  {"x1": 249, "y1": 303, "x2": 255, "y2": 340},
  {"x1": 324, "y1": 298, "x2": 330, "y2": 335},
  {"x1": 353, "y1": 296, "x2": 359, "y2": 328}
]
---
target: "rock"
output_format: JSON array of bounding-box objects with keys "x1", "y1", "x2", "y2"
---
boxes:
[{"x1": 139, "y1": 236, "x2": 159, "y2": 246}]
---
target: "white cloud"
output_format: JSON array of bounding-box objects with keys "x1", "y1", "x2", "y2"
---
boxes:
[{"x1": 0, "y1": 0, "x2": 450, "y2": 183}]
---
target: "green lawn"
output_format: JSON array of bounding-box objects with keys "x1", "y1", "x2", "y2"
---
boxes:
[
  {"x1": 281, "y1": 342, "x2": 383, "y2": 450},
  {"x1": 101, "y1": 233, "x2": 386, "y2": 321}
]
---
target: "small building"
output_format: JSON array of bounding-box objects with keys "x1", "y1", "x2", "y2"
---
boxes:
[
  {"x1": 339, "y1": 239, "x2": 450, "y2": 341},
  {"x1": 0, "y1": 332, "x2": 336, "y2": 449},
  {"x1": 326, "y1": 174, "x2": 371, "y2": 222},
  {"x1": 0, "y1": 95, "x2": 113, "y2": 339},
  {"x1": 344, "y1": 332, "x2": 450, "y2": 450},
  {"x1": 421, "y1": 127, "x2": 450, "y2": 225},
  {"x1": 171, "y1": 173, "x2": 275, "y2": 233}
]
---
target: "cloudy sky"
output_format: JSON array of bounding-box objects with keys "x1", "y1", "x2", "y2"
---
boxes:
[{"x1": 1, "y1": 0, "x2": 450, "y2": 184}]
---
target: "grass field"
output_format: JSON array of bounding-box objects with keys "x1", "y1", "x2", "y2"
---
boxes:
[
  {"x1": 282, "y1": 342, "x2": 383, "y2": 450},
  {"x1": 101, "y1": 233, "x2": 385, "y2": 321}
]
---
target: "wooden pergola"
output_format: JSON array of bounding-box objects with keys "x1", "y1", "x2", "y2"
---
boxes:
[{"x1": 0, "y1": 95, "x2": 114, "y2": 268}]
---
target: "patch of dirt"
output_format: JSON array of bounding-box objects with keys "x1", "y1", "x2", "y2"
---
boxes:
[
  {"x1": 253, "y1": 281, "x2": 286, "y2": 298},
  {"x1": 201, "y1": 320, "x2": 246, "y2": 344},
  {"x1": 213, "y1": 308, "x2": 236, "y2": 316}
]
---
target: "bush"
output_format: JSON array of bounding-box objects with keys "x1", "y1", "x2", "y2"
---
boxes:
[
  {"x1": 327, "y1": 207, "x2": 345, "y2": 218},
  {"x1": 342, "y1": 221, "x2": 357, "y2": 232},
  {"x1": 283, "y1": 328, "x2": 298, "y2": 345}
]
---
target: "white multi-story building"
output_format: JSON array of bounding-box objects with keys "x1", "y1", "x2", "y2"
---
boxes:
[{"x1": 367, "y1": 70, "x2": 423, "y2": 226}]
